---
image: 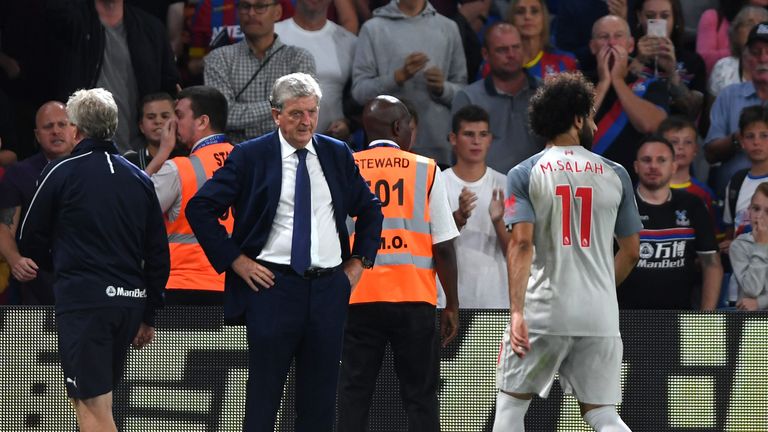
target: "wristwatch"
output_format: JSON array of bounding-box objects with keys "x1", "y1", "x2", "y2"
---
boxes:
[
  {"x1": 731, "y1": 133, "x2": 741, "y2": 152},
  {"x1": 351, "y1": 255, "x2": 374, "y2": 269}
]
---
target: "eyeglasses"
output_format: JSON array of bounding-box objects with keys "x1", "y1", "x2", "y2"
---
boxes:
[{"x1": 238, "y1": 1, "x2": 279, "y2": 14}]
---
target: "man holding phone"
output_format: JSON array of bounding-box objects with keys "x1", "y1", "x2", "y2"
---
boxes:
[{"x1": 587, "y1": 14, "x2": 669, "y2": 181}]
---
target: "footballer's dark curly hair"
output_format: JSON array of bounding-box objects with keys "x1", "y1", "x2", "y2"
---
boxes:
[{"x1": 528, "y1": 72, "x2": 595, "y2": 141}]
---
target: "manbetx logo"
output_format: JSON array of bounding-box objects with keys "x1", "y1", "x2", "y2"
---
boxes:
[{"x1": 105, "y1": 285, "x2": 147, "y2": 298}]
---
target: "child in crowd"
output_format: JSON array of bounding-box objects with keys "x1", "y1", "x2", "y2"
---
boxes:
[
  {"x1": 724, "y1": 105, "x2": 768, "y2": 241},
  {"x1": 123, "y1": 93, "x2": 184, "y2": 170},
  {"x1": 729, "y1": 183, "x2": 768, "y2": 311},
  {"x1": 658, "y1": 116, "x2": 720, "y2": 235},
  {"x1": 439, "y1": 105, "x2": 509, "y2": 309}
]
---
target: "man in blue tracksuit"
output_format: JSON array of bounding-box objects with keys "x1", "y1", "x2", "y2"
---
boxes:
[{"x1": 18, "y1": 88, "x2": 170, "y2": 432}]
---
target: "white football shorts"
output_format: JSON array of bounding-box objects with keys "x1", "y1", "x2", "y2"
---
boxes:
[{"x1": 496, "y1": 326, "x2": 623, "y2": 405}]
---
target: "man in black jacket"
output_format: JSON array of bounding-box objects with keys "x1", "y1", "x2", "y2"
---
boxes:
[
  {"x1": 45, "y1": 0, "x2": 179, "y2": 154},
  {"x1": 18, "y1": 88, "x2": 170, "y2": 432}
]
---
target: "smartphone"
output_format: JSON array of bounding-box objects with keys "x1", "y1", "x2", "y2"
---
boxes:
[{"x1": 647, "y1": 19, "x2": 667, "y2": 38}]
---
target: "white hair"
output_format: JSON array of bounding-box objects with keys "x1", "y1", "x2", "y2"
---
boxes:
[
  {"x1": 66, "y1": 88, "x2": 119, "y2": 140},
  {"x1": 270, "y1": 73, "x2": 322, "y2": 110}
]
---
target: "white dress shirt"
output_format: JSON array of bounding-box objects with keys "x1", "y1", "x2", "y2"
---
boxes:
[{"x1": 257, "y1": 131, "x2": 343, "y2": 268}]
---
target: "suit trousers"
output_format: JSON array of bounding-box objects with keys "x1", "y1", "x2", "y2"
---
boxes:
[
  {"x1": 337, "y1": 302, "x2": 440, "y2": 432},
  {"x1": 242, "y1": 263, "x2": 351, "y2": 432}
]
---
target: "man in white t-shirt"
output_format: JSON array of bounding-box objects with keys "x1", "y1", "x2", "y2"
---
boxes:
[
  {"x1": 275, "y1": 0, "x2": 357, "y2": 141},
  {"x1": 494, "y1": 72, "x2": 642, "y2": 432},
  {"x1": 439, "y1": 104, "x2": 509, "y2": 308}
]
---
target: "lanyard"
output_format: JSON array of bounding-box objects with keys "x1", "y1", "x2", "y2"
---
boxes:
[{"x1": 192, "y1": 134, "x2": 228, "y2": 152}]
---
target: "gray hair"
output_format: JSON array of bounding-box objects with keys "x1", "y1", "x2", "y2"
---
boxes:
[
  {"x1": 269, "y1": 73, "x2": 322, "y2": 111},
  {"x1": 730, "y1": 6, "x2": 768, "y2": 56},
  {"x1": 66, "y1": 88, "x2": 119, "y2": 140}
]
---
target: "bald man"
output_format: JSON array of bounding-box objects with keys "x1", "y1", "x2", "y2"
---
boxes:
[
  {"x1": 0, "y1": 101, "x2": 75, "y2": 304},
  {"x1": 587, "y1": 14, "x2": 669, "y2": 179},
  {"x1": 337, "y1": 95, "x2": 460, "y2": 432}
]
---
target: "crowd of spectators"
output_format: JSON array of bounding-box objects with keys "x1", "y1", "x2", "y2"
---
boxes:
[{"x1": 3, "y1": 0, "x2": 768, "y2": 311}]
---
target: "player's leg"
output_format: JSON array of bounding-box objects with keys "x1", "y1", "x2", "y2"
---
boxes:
[
  {"x1": 493, "y1": 329, "x2": 570, "y2": 431},
  {"x1": 492, "y1": 391, "x2": 533, "y2": 432},
  {"x1": 581, "y1": 404, "x2": 631, "y2": 432},
  {"x1": 72, "y1": 393, "x2": 117, "y2": 432},
  {"x1": 559, "y1": 336, "x2": 630, "y2": 432}
]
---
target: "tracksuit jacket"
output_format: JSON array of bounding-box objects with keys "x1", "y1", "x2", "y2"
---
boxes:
[{"x1": 18, "y1": 139, "x2": 170, "y2": 325}]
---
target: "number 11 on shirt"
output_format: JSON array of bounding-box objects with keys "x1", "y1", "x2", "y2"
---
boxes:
[{"x1": 555, "y1": 185, "x2": 593, "y2": 248}]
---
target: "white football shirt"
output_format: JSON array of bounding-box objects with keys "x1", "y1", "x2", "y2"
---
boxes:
[{"x1": 504, "y1": 146, "x2": 642, "y2": 336}]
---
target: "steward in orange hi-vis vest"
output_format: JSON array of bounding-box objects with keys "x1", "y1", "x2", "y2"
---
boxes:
[
  {"x1": 165, "y1": 135, "x2": 233, "y2": 292},
  {"x1": 349, "y1": 143, "x2": 438, "y2": 305}
]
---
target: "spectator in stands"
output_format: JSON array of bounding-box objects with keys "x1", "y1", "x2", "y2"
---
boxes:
[
  {"x1": 709, "y1": 6, "x2": 768, "y2": 98},
  {"x1": 451, "y1": 0, "x2": 492, "y2": 82},
  {"x1": 0, "y1": 144, "x2": 15, "y2": 168},
  {"x1": 618, "y1": 136, "x2": 721, "y2": 310},
  {"x1": 354, "y1": 0, "x2": 457, "y2": 22},
  {"x1": 204, "y1": 0, "x2": 316, "y2": 144},
  {"x1": 124, "y1": 93, "x2": 185, "y2": 171},
  {"x1": 330, "y1": 0, "x2": 361, "y2": 34},
  {"x1": 276, "y1": 0, "x2": 358, "y2": 142},
  {"x1": 723, "y1": 105, "x2": 768, "y2": 240},
  {"x1": 351, "y1": 0, "x2": 467, "y2": 168},
  {"x1": 506, "y1": 0, "x2": 578, "y2": 80},
  {"x1": 126, "y1": 0, "x2": 185, "y2": 56},
  {"x1": 18, "y1": 88, "x2": 169, "y2": 432},
  {"x1": 679, "y1": 0, "x2": 718, "y2": 42},
  {"x1": 554, "y1": 0, "x2": 636, "y2": 71},
  {"x1": 0, "y1": 84, "x2": 18, "y2": 165},
  {"x1": 45, "y1": 0, "x2": 179, "y2": 154},
  {"x1": 630, "y1": 0, "x2": 705, "y2": 120},
  {"x1": 659, "y1": 116, "x2": 719, "y2": 227},
  {"x1": 187, "y1": 0, "x2": 244, "y2": 69},
  {"x1": 439, "y1": 105, "x2": 509, "y2": 309},
  {"x1": 730, "y1": 182, "x2": 768, "y2": 310},
  {"x1": 0, "y1": 101, "x2": 75, "y2": 305},
  {"x1": 696, "y1": 0, "x2": 768, "y2": 75},
  {"x1": 452, "y1": 23, "x2": 542, "y2": 174},
  {"x1": 588, "y1": 14, "x2": 669, "y2": 179},
  {"x1": 705, "y1": 22, "x2": 768, "y2": 195},
  {"x1": 144, "y1": 86, "x2": 234, "y2": 305}
]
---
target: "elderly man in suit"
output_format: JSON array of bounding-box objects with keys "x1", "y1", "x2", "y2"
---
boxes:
[{"x1": 186, "y1": 72, "x2": 383, "y2": 432}]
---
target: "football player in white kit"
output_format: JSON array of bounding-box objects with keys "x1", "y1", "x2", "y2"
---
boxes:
[{"x1": 493, "y1": 72, "x2": 642, "y2": 431}]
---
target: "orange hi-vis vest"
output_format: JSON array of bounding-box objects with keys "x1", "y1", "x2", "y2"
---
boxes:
[
  {"x1": 165, "y1": 140, "x2": 234, "y2": 291},
  {"x1": 349, "y1": 144, "x2": 438, "y2": 305}
]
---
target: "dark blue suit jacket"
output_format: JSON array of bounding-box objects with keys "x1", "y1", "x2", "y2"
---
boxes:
[{"x1": 187, "y1": 131, "x2": 383, "y2": 323}]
